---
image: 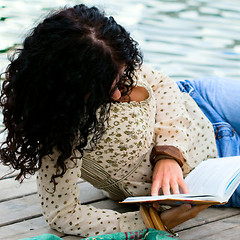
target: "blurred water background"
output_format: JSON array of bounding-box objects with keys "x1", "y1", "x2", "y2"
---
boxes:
[{"x1": 0, "y1": 0, "x2": 240, "y2": 81}]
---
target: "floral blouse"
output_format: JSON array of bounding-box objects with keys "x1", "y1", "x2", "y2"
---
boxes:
[{"x1": 37, "y1": 65, "x2": 218, "y2": 237}]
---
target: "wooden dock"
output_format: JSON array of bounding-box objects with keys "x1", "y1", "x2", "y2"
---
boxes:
[{"x1": 1, "y1": 164, "x2": 240, "y2": 240}]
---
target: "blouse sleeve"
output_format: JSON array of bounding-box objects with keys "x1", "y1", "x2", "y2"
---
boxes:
[
  {"x1": 37, "y1": 148, "x2": 145, "y2": 238},
  {"x1": 137, "y1": 65, "x2": 216, "y2": 173}
]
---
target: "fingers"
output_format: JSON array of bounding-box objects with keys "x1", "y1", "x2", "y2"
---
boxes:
[
  {"x1": 152, "y1": 178, "x2": 187, "y2": 196},
  {"x1": 151, "y1": 159, "x2": 187, "y2": 196},
  {"x1": 178, "y1": 178, "x2": 189, "y2": 194},
  {"x1": 169, "y1": 178, "x2": 189, "y2": 195},
  {"x1": 151, "y1": 181, "x2": 178, "y2": 195},
  {"x1": 170, "y1": 178, "x2": 189, "y2": 194},
  {"x1": 162, "y1": 177, "x2": 171, "y2": 195},
  {"x1": 151, "y1": 177, "x2": 171, "y2": 196},
  {"x1": 151, "y1": 173, "x2": 180, "y2": 195},
  {"x1": 151, "y1": 177, "x2": 161, "y2": 196},
  {"x1": 170, "y1": 181, "x2": 180, "y2": 194}
]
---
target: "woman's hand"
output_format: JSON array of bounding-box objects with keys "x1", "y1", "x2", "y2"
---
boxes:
[
  {"x1": 160, "y1": 204, "x2": 210, "y2": 229},
  {"x1": 151, "y1": 159, "x2": 189, "y2": 196}
]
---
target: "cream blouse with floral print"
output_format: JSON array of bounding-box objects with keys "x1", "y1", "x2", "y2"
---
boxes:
[{"x1": 37, "y1": 65, "x2": 218, "y2": 237}]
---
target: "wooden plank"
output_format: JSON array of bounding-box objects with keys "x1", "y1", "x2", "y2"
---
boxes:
[
  {"x1": 174, "y1": 207, "x2": 240, "y2": 231},
  {"x1": 0, "y1": 181, "x2": 106, "y2": 227},
  {"x1": 178, "y1": 215, "x2": 240, "y2": 240},
  {"x1": 202, "y1": 225, "x2": 240, "y2": 240},
  {"x1": 2, "y1": 197, "x2": 240, "y2": 240},
  {"x1": 0, "y1": 216, "x2": 63, "y2": 240},
  {"x1": 0, "y1": 174, "x2": 86, "y2": 203},
  {"x1": 2, "y1": 193, "x2": 240, "y2": 235},
  {"x1": 0, "y1": 194, "x2": 42, "y2": 227},
  {"x1": 33, "y1": 214, "x2": 240, "y2": 240},
  {"x1": 0, "y1": 164, "x2": 18, "y2": 179},
  {"x1": 0, "y1": 199, "x2": 123, "y2": 240},
  {"x1": 0, "y1": 176, "x2": 37, "y2": 202},
  {"x1": 2, "y1": 172, "x2": 240, "y2": 240}
]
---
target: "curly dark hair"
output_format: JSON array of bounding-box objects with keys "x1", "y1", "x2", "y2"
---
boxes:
[{"x1": 0, "y1": 4, "x2": 143, "y2": 182}]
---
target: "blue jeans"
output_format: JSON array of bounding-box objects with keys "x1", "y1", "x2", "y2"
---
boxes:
[{"x1": 177, "y1": 77, "x2": 240, "y2": 207}]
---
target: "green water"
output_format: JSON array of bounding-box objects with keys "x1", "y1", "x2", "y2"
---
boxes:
[{"x1": 0, "y1": 0, "x2": 240, "y2": 81}]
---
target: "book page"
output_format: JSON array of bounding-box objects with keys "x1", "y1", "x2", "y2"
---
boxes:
[
  {"x1": 184, "y1": 156, "x2": 240, "y2": 201},
  {"x1": 121, "y1": 194, "x2": 221, "y2": 204},
  {"x1": 121, "y1": 156, "x2": 240, "y2": 205}
]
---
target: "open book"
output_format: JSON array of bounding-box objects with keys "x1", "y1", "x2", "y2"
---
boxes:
[{"x1": 121, "y1": 156, "x2": 240, "y2": 205}]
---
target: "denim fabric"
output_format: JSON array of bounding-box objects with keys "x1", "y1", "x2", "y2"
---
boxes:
[
  {"x1": 181, "y1": 77, "x2": 240, "y2": 136},
  {"x1": 177, "y1": 78, "x2": 240, "y2": 207}
]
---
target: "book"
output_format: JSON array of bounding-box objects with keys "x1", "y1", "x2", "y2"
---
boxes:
[{"x1": 121, "y1": 156, "x2": 240, "y2": 205}]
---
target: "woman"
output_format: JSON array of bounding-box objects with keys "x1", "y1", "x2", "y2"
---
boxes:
[{"x1": 0, "y1": 4, "x2": 239, "y2": 238}]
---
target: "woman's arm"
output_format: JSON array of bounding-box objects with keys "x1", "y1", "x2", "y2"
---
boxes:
[
  {"x1": 137, "y1": 66, "x2": 201, "y2": 196},
  {"x1": 37, "y1": 148, "x2": 209, "y2": 236},
  {"x1": 37, "y1": 148, "x2": 145, "y2": 237}
]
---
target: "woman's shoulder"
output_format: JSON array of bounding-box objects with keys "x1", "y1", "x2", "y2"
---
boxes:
[
  {"x1": 136, "y1": 64, "x2": 155, "y2": 78},
  {"x1": 136, "y1": 64, "x2": 175, "y2": 88}
]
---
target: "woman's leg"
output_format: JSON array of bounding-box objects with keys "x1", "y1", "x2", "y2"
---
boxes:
[
  {"x1": 223, "y1": 184, "x2": 240, "y2": 207},
  {"x1": 190, "y1": 77, "x2": 240, "y2": 136},
  {"x1": 178, "y1": 77, "x2": 240, "y2": 207}
]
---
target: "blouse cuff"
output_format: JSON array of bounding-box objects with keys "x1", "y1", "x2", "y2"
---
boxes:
[{"x1": 150, "y1": 145, "x2": 185, "y2": 167}]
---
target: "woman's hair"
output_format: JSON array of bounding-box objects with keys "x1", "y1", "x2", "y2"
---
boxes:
[{"x1": 0, "y1": 4, "x2": 142, "y2": 182}]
